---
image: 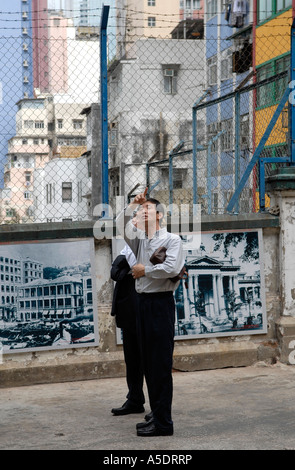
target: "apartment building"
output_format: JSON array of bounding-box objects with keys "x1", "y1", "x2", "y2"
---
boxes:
[
  {"x1": 1, "y1": 95, "x2": 87, "y2": 224},
  {"x1": 16, "y1": 275, "x2": 84, "y2": 321},
  {"x1": 204, "y1": 0, "x2": 254, "y2": 214},
  {"x1": 116, "y1": 0, "x2": 181, "y2": 58},
  {"x1": 254, "y1": 0, "x2": 292, "y2": 208},
  {"x1": 0, "y1": 254, "x2": 43, "y2": 321}
]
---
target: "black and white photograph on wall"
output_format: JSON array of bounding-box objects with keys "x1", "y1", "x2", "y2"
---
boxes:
[
  {"x1": 0, "y1": 238, "x2": 98, "y2": 353},
  {"x1": 112, "y1": 228, "x2": 267, "y2": 343},
  {"x1": 175, "y1": 229, "x2": 267, "y2": 339}
]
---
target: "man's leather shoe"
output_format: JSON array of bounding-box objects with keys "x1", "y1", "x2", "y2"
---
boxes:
[
  {"x1": 112, "y1": 401, "x2": 144, "y2": 416},
  {"x1": 136, "y1": 417, "x2": 154, "y2": 429},
  {"x1": 144, "y1": 411, "x2": 153, "y2": 422},
  {"x1": 137, "y1": 421, "x2": 173, "y2": 437}
]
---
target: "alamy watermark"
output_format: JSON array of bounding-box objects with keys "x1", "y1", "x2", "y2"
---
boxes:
[{"x1": 92, "y1": 196, "x2": 202, "y2": 240}]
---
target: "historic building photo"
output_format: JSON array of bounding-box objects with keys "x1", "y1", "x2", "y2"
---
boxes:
[
  {"x1": 174, "y1": 230, "x2": 267, "y2": 339},
  {"x1": 0, "y1": 238, "x2": 98, "y2": 353}
]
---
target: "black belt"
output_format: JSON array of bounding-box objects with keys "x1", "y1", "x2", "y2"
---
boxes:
[{"x1": 138, "y1": 291, "x2": 173, "y2": 298}]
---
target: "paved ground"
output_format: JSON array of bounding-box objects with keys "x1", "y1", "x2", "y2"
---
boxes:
[{"x1": 1, "y1": 361, "x2": 295, "y2": 451}]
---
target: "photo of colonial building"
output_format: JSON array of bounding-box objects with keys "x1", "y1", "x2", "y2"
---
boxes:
[
  {"x1": 174, "y1": 230, "x2": 266, "y2": 338},
  {"x1": 0, "y1": 239, "x2": 98, "y2": 353}
]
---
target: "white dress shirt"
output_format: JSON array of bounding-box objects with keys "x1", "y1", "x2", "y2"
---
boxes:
[{"x1": 116, "y1": 209, "x2": 185, "y2": 294}]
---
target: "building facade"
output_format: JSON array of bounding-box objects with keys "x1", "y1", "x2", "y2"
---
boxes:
[
  {"x1": 116, "y1": 0, "x2": 181, "y2": 58},
  {"x1": 254, "y1": 0, "x2": 293, "y2": 208},
  {"x1": 16, "y1": 275, "x2": 84, "y2": 322},
  {"x1": 1, "y1": 96, "x2": 87, "y2": 224},
  {"x1": 204, "y1": 0, "x2": 254, "y2": 214},
  {"x1": 0, "y1": 254, "x2": 43, "y2": 321},
  {"x1": 108, "y1": 37, "x2": 206, "y2": 207}
]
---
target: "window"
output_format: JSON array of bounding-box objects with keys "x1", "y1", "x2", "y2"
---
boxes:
[
  {"x1": 221, "y1": 119, "x2": 233, "y2": 152},
  {"x1": 73, "y1": 119, "x2": 83, "y2": 129},
  {"x1": 57, "y1": 119, "x2": 63, "y2": 129},
  {"x1": 256, "y1": 54, "x2": 290, "y2": 107},
  {"x1": 221, "y1": 49, "x2": 232, "y2": 81},
  {"x1": 6, "y1": 208, "x2": 16, "y2": 217},
  {"x1": 148, "y1": 16, "x2": 156, "y2": 27},
  {"x1": 162, "y1": 66, "x2": 178, "y2": 94},
  {"x1": 109, "y1": 122, "x2": 118, "y2": 146},
  {"x1": 258, "y1": 0, "x2": 292, "y2": 22},
  {"x1": 207, "y1": 55, "x2": 217, "y2": 86},
  {"x1": 24, "y1": 120, "x2": 33, "y2": 129},
  {"x1": 276, "y1": 0, "x2": 292, "y2": 12},
  {"x1": 184, "y1": 0, "x2": 200, "y2": 9},
  {"x1": 78, "y1": 181, "x2": 82, "y2": 203},
  {"x1": 46, "y1": 183, "x2": 52, "y2": 204},
  {"x1": 207, "y1": 0, "x2": 218, "y2": 18},
  {"x1": 35, "y1": 120, "x2": 44, "y2": 129},
  {"x1": 207, "y1": 121, "x2": 222, "y2": 152},
  {"x1": 62, "y1": 182, "x2": 72, "y2": 203},
  {"x1": 240, "y1": 114, "x2": 249, "y2": 150},
  {"x1": 148, "y1": 0, "x2": 155, "y2": 5},
  {"x1": 24, "y1": 191, "x2": 31, "y2": 199}
]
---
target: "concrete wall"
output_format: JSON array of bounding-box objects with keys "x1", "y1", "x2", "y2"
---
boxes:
[{"x1": 0, "y1": 210, "x2": 287, "y2": 388}]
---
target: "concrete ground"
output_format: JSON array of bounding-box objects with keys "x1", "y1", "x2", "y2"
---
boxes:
[{"x1": 1, "y1": 361, "x2": 295, "y2": 451}]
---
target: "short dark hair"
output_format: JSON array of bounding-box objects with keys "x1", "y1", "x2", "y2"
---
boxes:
[{"x1": 145, "y1": 197, "x2": 165, "y2": 215}]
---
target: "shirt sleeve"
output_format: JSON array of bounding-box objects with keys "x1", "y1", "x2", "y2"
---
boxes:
[
  {"x1": 116, "y1": 208, "x2": 144, "y2": 258},
  {"x1": 144, "y1": 236, "x2": 184, "y2": 279}
]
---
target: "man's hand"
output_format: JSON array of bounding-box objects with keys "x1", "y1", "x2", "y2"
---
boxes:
[
  {"x1": 132, "y1": 187, "x2": 148, "y2": 207},
  {"x1": 132, "y1": 264, "x2": 145, "y2": 279}
]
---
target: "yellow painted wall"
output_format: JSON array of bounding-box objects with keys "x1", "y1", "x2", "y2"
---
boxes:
[
  {"x1": 254, "y1": 8, "x2": 292, "y2": 211},
  {"x1": 255, "y1": 106, "x2": 288, "y2": 147},
  {"x1": 256, "y1": 9, "x2": 293, "y2": 67}
]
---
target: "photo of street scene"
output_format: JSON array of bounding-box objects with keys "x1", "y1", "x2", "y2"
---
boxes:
[
  {"x1": 0, "y1": 238, "x2": 98, "y2": 353},
  {"x1": 174, "y1": 230, "x2": 267, "y2": 339}
]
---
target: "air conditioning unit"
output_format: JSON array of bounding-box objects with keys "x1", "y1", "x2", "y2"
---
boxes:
[
  {"x1": 23, "y1": 92, "x2": 29, "y2": 98},
  {"x1": 23, "y1": 60, "x2": 28, "y2": 67},
  {"x1": 23, "y1": 76, "x2": 29, "y2": 83},
  {"x1": 22, "y1": 28, "x2": 28, "y2": 35},
  {"x1": 164, "y1": 69, "x2": 175, "y2": 77},
  {"x1": 23, "y1": 43, "x2": 28, "y2": 51}
]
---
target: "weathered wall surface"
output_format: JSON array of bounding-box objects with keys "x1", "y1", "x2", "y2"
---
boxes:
[{"x1": 1, "y1": 211, "x2": 289, "y2": 388}]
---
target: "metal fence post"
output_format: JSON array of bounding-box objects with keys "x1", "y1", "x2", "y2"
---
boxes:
[
  {"x1": 234, "y1": 91, "x2": 241, "y2": 212},
  {"x1": 192, "y1": 105, "x2": 198, "y2": 207},
  {"x1": 169, "y1": 154, "x2": 173, "y2": 206},
  {"x1": 100, "y1": 5, "x2": 110, "y2": 213}
]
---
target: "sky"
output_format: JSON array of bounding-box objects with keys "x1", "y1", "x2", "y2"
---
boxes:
[{"x1": 0, "y1": 239, "x2": 94, "y2": 268}]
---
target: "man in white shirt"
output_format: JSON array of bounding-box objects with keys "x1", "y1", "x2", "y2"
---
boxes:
[{"x1": 117, "y1": 188, "x2": 184, "y2": 437}]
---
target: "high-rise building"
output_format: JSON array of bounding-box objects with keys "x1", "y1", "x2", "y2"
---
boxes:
[{"x1": 0, "y1": 1, "x2": 23, "y2": 188}]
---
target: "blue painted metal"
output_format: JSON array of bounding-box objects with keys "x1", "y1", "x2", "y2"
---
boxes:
[
  {"x1": 168, "y1": 141, "x2": 184, "y2": 205},
  {"x1": 192, "y1": 91, "x2": 211, "y2": 206},
  {"x1": 206, "y1": 130, "x2": 225, "y2": 214},
  {"x1": 149, "y1": 180, "x2": 160, "y2": 194},
  {"x1": 259, "y1": 159, "x2": 266, "y2": 211},
  {"x1": 169, "y1": 154, "x2": 173, "y2": 206},
  {"x1": 227, "y1": 85, "x2": 291, "y2": 213},
  {"x1": 234, "y1": 92, "x2": 241, "y2": 213},
  {"x1": 100, "y1": 5, "x2": 110, "y2": 214}
]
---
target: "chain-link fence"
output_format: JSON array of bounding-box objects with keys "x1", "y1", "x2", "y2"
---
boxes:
[{"x1": 0, "y1": 1, "x2": 293, "y2": 225}]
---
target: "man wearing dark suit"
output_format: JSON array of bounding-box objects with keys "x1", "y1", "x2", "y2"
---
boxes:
[{"x1": 110, "y1": 245, "x2": 145, "y2": 415}]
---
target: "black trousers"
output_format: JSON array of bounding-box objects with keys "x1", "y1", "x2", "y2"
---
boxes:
[
  {"x1": 122, "y1": 322, "x2": 145, "y2": 407},
  {"x1": 137, "y1": 291, "x2": 175, "y2": 432}
]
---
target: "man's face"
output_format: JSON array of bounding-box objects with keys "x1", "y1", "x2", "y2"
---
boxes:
[{"x1": 140, "y1": 201, "x2": 162, "y2": 227}]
